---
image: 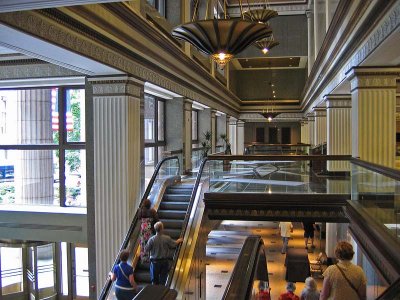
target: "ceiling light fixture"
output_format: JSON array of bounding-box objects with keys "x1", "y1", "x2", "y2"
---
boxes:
[
  {"x1": 172, "y1": 0, "x2": 272, "y2": 68},
  {"x1": 256, "y1": 34, "x2": 279, "y2": 55},
  {"x1": 243, "y1": 0, "x2": 278, "y2": 24}
]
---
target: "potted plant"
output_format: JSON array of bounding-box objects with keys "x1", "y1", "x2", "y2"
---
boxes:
[
  {"x1": 220, "y1": 133, "x2": 232, "y2": 171},
  {"x1": 201, "y1": 130, "x2": 212, "y2": 158}
]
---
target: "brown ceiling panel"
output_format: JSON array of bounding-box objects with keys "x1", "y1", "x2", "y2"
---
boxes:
[{"x1": 237, "y1": 57, "x2": 300, "y2": 69}]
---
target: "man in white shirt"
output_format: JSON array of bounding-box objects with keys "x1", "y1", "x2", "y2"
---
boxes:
[{"x1": 278, "y1": 221, "x2": 293, "y2": 254}]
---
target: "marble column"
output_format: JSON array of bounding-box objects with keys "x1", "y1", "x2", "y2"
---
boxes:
[
  {"x1": 314, "y1": 0, "x2": 326, "y2": 57},
  {"x1": 229, "y1": 117, "x2": 237, "y2": 155},
  {"x1": 211, "y1": 109, "x2": 217, "y2": 153},
  {"x1": 88, "y1": 76, "x2": 144, "y2": 295},
  {"x1": 183, "y1": 99, "x2": 193, "y2": 173},
  {"x1": 307, "y1": 114, "x2": 315, "y2": 147},
  {"x1": 237, "y1": 120, "x2": 245, "y2": 155},
  {"x1": 348, "y1": 67, "x2": 399, "y2": 168},
  {"x1": 306, "y1": 10, "x2": 315, "y2": 74},
  {"x1": 325, "y1": 94, "x2": 351, "y2": 172},
  {"x1": 314, "y1": 108, "x2": 327, "y2": 147},
  {"x1": 14, "y1": 89, "x2": 54, "y2": 205}
]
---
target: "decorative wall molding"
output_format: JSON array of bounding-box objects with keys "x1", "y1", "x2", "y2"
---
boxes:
[
  {"x1": 0, "y1": 62, "x2": 83, "y2": 80},
  {"x1": 89, "y1": 77, "x2": 144, "y2": 98}
]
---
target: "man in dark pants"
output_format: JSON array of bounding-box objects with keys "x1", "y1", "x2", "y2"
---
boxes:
[
  {"x1": 145, "y1": 221, "x2": 183, "y2": 285},
  {"x1": 302, "y1": 221, "x2": 316, "y2": 250}
]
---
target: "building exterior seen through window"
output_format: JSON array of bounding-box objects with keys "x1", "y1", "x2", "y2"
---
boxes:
[{"x1": 0, "y1": 87, "x2": 86, "y2": 207}]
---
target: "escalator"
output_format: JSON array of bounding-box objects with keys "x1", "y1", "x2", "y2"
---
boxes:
[
  {"x1": 99, "y1": 155, "x2": 206, "y2": 299},
  {"x1": 222, "y1": 235, "x2": 270, "y2": 300},
  {"x1": 133, "y1": 184, "x2": 194, "y2": 287}
]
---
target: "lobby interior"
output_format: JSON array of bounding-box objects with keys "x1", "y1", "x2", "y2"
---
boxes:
[{"x1": 0, "y1": 0, "x2": 399, "y2": 299}]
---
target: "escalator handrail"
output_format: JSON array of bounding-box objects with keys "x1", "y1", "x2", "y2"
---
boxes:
[
  {"x1": 376, "y1": 277, "x2": 400, "y2": 300},
  {"x1": 99, "y1": 155, "x2": 180, "y2": 300},
  {"x1": 222, "y1": 235, "x2": 265, "y2": 300},
  {"x1": 166, "y1": 156, "x2": 211, "y2": 286}
]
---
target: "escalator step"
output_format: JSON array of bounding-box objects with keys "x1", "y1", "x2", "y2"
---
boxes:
[
  {"x1": 166, "y1": 188, "x2": 193, "y2": 195},
  {"x1": 158, "y1": 210, "x2": 187, "y2": 219},
  {"x1": 163, "y1": 229, "x2": 182, "y2": 239},
  {"x1": 136, "y1": 261, "x2": 150, "y2": 270},
  {"x1": 159, "y1": 201, "x2": 189, "y2": 211},
  {"x1": 163, "y1": 194, "x2": 191, "y2": 202},
  {"x1": 134, "y1": 269, "x2": 151, "y2": 283},
  {"x1": 160, "y1": 219, "x2": 184, "y2": 229}
]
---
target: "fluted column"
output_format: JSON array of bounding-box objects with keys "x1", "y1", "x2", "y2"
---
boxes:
[
  {"x1": 183, "y1": 99, "x2": 192, "y2": 173},
  {"x1": 229, "y1": 117, "x2": 237, "y2": 155},
  {"x1": 307, "y1": 114, "x2": 315, "y2": 147},
  {"x1": 314, "y1": 108, "x2": 327, "y2": 147},
  {"x1": 211, "y1": 109, "x2": 217, "y2": 153},
  {"x1": 237, "y1": 120, "x2": 245, "y2": 155},
  {"x1": 325, "y1": 94, "x2": 351, "y2": 171},
  {"x1": 306, "y1": 10, "x2": 315, "y2": 74},
  {"x1": 14, "y1": 89, "x2": 54, "y2": 205},
  {"x1": 89, "y1": 76, "x2": 144, "y2": 295},
  {"x1": 314, "y1": 0, "x2": 326, "y2": 57},
  {"x1": 348, "y1": 67, "x2": 399, "y2": 168}
]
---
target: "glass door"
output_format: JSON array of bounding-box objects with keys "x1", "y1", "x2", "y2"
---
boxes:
[{"x1": 0, "y1": 246, "x2": 25, "y2": 299}]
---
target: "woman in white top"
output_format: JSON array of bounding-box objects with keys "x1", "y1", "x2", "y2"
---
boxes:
[
  {"x1": 278, "y1": 222, "x2": 293, "y2": 254},
  {"x1": 320, "y1": 241, "x2": 367, "y2": 300}
]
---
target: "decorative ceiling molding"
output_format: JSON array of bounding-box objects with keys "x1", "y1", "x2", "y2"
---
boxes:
[
  {"x1": 239, "y1": 112, "x2": 303, "y2": 122},
  {"x1": 227, "y1": 4, "x2": 308, "y2": 17}
]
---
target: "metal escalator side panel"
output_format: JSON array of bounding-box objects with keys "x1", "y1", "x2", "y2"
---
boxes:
[{"x1": 169, "y1": 181, "x2": 207, "y2": 297}]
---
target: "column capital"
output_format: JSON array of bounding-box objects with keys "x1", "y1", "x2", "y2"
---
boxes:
[
  {"x1": 300, "y1": 118, "x2": 308, "y2": 125},
  {"x1": 346, "y1": 67, "x2": 400, "y2": 92},
  {"x1": 306, "y1": 9, "x2": 313, "y2": 18},
  {"x1": 237, "y1": 120, "x2": 245, "y2": 126},
  {"x1": 324, "y1": 94, "x2": 351, "y2": 109},
  {"x1": 184, "y1": 98, "x2": 193, "y2": 104},
  {"x1": 229, "y1": 117, "x2": 237, "y2": 125},
  {"x1": 313, "y1": 107, "x2": 326, "y2": 117},
  {"x1": 211, "y1": 109, "x2": 217, "y2": 117},
  {"x1": 88, "y1": 75, "x2": 144, "y2": 98},
  {"x1": 183, "y1": 99, "x2": 192, "y2": 111},
  {"x1": 306, "y1": 113, "x2": 315, "y2": 121}
]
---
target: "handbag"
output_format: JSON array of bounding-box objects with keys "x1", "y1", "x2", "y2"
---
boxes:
[{"x1": 335, "y1": 264, "x2": 361, "y2": 300}]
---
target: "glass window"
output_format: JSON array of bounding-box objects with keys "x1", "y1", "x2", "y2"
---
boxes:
[
  {"x1": 37, "y1": 244, "x2": 55, "y2": 291},
  {"x1": 61, "y1": 243, "x2": 69, "y2": 295},
  {"x1": 192, "y1": 110, "x2": 198, "y2": 142},
  {"x1": 1, "y1": 247, "x2": 23, "y2": 294},
  {"x1": 74, "y1": 246, "x2": 89, "y2": 297},
  {"x1": 0, "y1": 149, "x2": 59, "y2": 205},
  {"x1": 0, "y1": 87, "x2": 86, "y2": 208},
  {"x1": 0, "y1": 89, "x2": 57, "y2": 145},
  {"x1": 158, "y1": 100, "x2": 165, "y2": 141},
  {"x1": 65, "y1": 150, "x2": 86, "y2": 207},
  {"x1": 144, "y1": 95, "x2": 155, "y2": 142},
  {"x1": 66, "y1": 89, "x2": 85, "y2": 143}
]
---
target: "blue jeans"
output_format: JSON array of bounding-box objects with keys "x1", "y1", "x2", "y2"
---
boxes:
[
  {"x1": 115, "y1": 288, "x2": 136, "y2": 300},
  {"x1": 281, "y1": 237, "x2": 289, "y2": 253},
  {"x1": 150, "y1": 260, "x2": 169, "y2": 285}
]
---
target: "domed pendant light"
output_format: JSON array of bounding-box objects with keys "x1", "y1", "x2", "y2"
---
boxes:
[
  {"x1": 243, "y1": 1, "x2": 278, "y2": 24},
  {"x1": 256, "y1": 34, "x2": 279, "y2": 54},
  {"x1": 172, "y1": 0, "x2": 272, "y2": 68}
]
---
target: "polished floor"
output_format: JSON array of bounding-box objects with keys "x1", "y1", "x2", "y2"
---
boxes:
[{"x1": 205, "y1": 221, "x2": 324, "y2": 300}]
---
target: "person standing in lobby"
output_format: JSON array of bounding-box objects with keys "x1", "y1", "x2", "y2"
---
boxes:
[
  {"x1": 278, "y1": 221, "x2": 293, "y2": 254},
  {"x1": 320, "y1": 241, "x2": 367, "y2": 300},
  {"x1": 145, "y1": 221, "x2": 183, "y2": 285},
  {"x1": 302, "y1": 221, "x2": 316, "y2": 250}
]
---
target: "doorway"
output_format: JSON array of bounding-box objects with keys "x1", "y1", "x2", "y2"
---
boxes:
[
  {"x1": 256, "y1": 127, "x2": 265, "y2": 143},
  {"x1": 281, "y1": 127, "x2": 291, "y2": 144}
]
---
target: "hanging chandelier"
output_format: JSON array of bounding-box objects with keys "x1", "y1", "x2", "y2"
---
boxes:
[
  {"x1": 243, "y1": 0, "x2": 278, "y2": 24},
  {"x1": 171, "y1": 0, "x2": 272, "y2": 68},
  {"x1": 256, "y1": 34, "x2": 279, "y2": 54},
  {"x1": 260, "y1": 82, "x2": 280, "y2": 121}
]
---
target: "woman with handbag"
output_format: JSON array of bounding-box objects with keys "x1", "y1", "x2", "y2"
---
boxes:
[
  {"x1": 320, "y1": 241, "x2": 367, "y2": 300},
  {"x1": 110, "y1": 250, "x2": 137, "y2": 300}
]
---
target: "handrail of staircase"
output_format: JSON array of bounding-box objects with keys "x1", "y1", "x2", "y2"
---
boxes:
[
  {"x1": 99, "y1": 155, "x2": 180, "y2": 300},
  {"x1": 222, "y1": 235, "x2": 267, "y2": 300},
  {"x1": 376, "y1": 277, "x2": 400, "y2": 300},
  {"x1": 166, "y1": 155, "x2": 210, "y2": 286}
]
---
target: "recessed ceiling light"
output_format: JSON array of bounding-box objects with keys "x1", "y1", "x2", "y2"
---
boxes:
[
  {"x1": 271, "y1": 84, "x2": 274, "y2": 87},
  {"x1": 273, "y1": 90, "x2": 275, "y2": 93},
  {"x1": 290, "y1": 57, "x2": 293, "y2": 60},
  {"x1": 273, "y1": 95, "x2": 276, "y2": 98}
]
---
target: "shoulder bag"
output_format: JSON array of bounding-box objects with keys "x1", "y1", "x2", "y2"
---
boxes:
[{"x1": 335, "y1": 264, "x2": 361, "y2": 300}]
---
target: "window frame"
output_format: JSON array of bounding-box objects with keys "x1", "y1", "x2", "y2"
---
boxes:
[{"x1": 0, "y1": 85, "x2": 86, "y2": 207}]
